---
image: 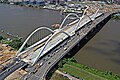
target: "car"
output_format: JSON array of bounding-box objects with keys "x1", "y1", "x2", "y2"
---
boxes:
[
  {"x1": 48, "y1": 54, "x2": 52, "y2": 57},
  {"x1": 67, "y1": 39, "x2": 71, "y2": 43},
  {"x1": 28, "y1": 72, "x2": 32, "y2": 75},
  {"x1": 6, "y1": 68, "x2": 10, "y2": 72},
  {"x1": 60, "y1": 44, "x2": 64, "y2": 47},
  {"x1": 15, "y1": 60, "x2": 19, "y2": 63},
  {"x1": 43, "y1": 59, "x2": 46, "y2": 61},
  {"x1": 33, "y1": 69, "x2": 38, "y2": 74},
  {"x1": 64, "y1": 76, "x2": 68, "y2": 78},
  {"x1": 55, "y1": 50, "x2": 59, "y2": 53},
  {"x1": 39, "y1": 62, "x2": 43, "y2": 66},
  {"x1": 24, "y1": 76, "x2": 28, "y2": 80},
  {"x1": 48, "y1": 62, "x2": 51, "y2": 64},
  {"x1": 63, "y1": 71, "x2": 67, "y2": 74},
  {"x1": 52, "y1": 52, "x2": 55, "y2": 55},
  {"x1": 64, "y1": 47, "x2": 67, "y2": 50}
]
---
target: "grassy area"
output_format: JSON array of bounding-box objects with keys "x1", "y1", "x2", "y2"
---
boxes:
[
  {"x1": 59, "y1": 64, "x2": 106, "y2": 80},
  {"x1": 112, "y1": 14, "x2": 120, "y2": 20},
  {"x1": 58, "y1": 58, "x2": 120, "y2": 80},
  {"x1": 67, "y1": 62, "x2": 120, "y2": 80},
  {"x1": 50, "y1": 72, "x2": 69, "y2": 80}
]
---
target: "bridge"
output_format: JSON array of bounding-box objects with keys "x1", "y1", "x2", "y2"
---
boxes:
[{"x1": 0, "y1": 4, "x2": 120, "y2": 80}]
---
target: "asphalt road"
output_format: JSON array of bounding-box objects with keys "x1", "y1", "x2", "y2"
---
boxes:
[{"x1": 0, "y1": 60, "x2": 27, "y2": 80}]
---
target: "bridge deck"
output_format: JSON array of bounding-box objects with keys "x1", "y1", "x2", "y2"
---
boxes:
[
  {"x1": 21, "y1": 13, "x2": 103, "y2": 64},
  {"x1": 22, "y1": 11, "x2": 114, "y2": 80}
]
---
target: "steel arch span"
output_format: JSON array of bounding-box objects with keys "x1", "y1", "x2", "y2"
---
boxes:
[
  {"x1": 17, "y1": 27, "x2": 54, "y2": 56},
  {"x1": 75, "y1": 7, "x2": 100, "y2": 31},
  {"x1": 94, "y1": 9, "x2": 100, "y2": 19},
  {"x1": 75, "y1": 6, "x2": 92, "y2": 31},
  {"x1": 33, "y1": 30, "x2": 70, "y2": 65},
  {"x1": 59, "y1": 13, "x2": 80, "y2": 29},
  {"x1": 107, "y1": 0, "x2": 114, "y2": 4}
]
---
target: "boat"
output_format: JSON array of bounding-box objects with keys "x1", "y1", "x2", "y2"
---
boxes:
[
  {"x1": 10, "y1": 2, "x2": 14, "y2": 5},
  {"x1": 51, "y1": 23, "x2": 60, "y2": 28}
]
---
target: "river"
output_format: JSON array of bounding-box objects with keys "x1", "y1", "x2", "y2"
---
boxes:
[
  {"x1": 74, "y1": 19, "x2": 120, "y2": 74},
  {"x1": 0, "y1": 3, "x2": 62, "y2": 39},
  {"x1": 0, "y1": 3, "x2": 120, "y2": 75}
]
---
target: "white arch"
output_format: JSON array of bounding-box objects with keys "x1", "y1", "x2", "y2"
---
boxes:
[
  {"x1": 75, "y1": 6, "x2": 92, "y2": 31},
  {"x1": 94, "y1": 9, "x2": 100, "y2": 20},
  {"x1": 83, "y1": 5, "x2": 89, "y2": 16},
  {"x1": 75, "y1": 16, "x2": 85, "y2": 31},
  {"x1": 83, "y1": 6, "x2": 95, "y2": 21},
  {"x1": 33, "y1": 29, "x2": 70, "y2": 65},
  {"x1": 59, "y1": 13, "x2": 80, "y2": 29},
  {"x1": 107, "y1": 0, "x2": 114, "y2": 4},
  {"x1": 75, "y1": 7, "x2": 100, "y2": 31},
  {"x1": 17, "y1": 27, "x2": 54, "y2": 55}
]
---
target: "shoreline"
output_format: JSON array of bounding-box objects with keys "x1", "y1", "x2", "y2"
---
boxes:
[{"x1": 56, "y1": 58, "x2": 120, "y2": 80}]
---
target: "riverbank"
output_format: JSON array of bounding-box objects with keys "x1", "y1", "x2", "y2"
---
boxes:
[
  {"x1": 112, "y1": 13, "x2": 120, "y2": 20},
  {"x1": 0, "y1": 42, "x2": 16, "y2": 72},
  {"x1": 50, "y1": 72, "x2": 69, "y2": 80},
  {"x1": 0, "y1": 35, "x2": 23, "y2": 64},
  {"x1": 56, "y1": 58, "x2": 120, "y2": 80},
  {"x1": 0, "y1": 36, "x2": 27, "y2": 79},
  {"x1": 0, "y1": 43, "x2": 16, "y2": 64},
  {"x1": 0, "y1": 2, "x2": 63, "y2": 11}
]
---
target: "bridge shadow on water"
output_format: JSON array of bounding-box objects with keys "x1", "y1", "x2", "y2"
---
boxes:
[
  {"x1": 46, "y1": 15, "x2": 112, "y2": 80},
  {"x1": 66, "y1": 15, "x2": 111, "y2": 58}
]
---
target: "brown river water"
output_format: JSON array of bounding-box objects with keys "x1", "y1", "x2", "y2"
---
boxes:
[{"x1": 74, "y1": 19, "x2": 120, "y2": 74}]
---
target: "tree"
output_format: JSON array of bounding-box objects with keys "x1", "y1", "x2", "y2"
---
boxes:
[
  {"x1": 58, "y1": 61, "x2": 63, "y2": 68},
  {"x1": 0, "y1": 36, "x2": 3, "y2": 41},
  {"x1": 58, "y1": 58, "x2": 67, "y2": 68},
  {"x1": 9, "y1": 38, "x2": 23, "y2": 50},
  {"x1": 68, "y1": 58, "x2": 77, "y2": 63}
]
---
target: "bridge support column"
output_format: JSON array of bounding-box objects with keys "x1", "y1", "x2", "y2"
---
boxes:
[
  {"x1": 90, "y1": 28, "x2": 94, "y2": 32},
  {"x1": 97, "y1": 24, "x2": 101, "y2": 28},
  {"x1": 77, "y1": 43, "x2": 80, "y2": 46},
  {"x1": 68, "y1": 52, "x2": 70, "y2": 55},
  {"x1": 85, "y1": 36, "x2": 88, "y2": 40},
  {"x1": 102, "y1": 21, "x2": 104, "y2": 24}
]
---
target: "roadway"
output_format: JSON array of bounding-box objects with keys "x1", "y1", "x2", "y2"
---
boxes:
[
  {"x1": 0, "y1": 60, "x2": 27, "y2": 80},
  {"x1": 22, "y1": 11, "x2": 114, "y2": 80}
]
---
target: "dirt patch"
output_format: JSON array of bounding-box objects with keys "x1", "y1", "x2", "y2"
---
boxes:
[{"x1": 0, "y1": 43, "x2": 16, "y2": 64}]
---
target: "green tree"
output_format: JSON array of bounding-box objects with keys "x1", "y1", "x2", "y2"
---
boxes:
[
  {"x1": 9, "y1": 38, "x2": 23, "y2": 50},
  {"x1": 0, "y1": 36, "x2": 3, "y2": 41},
  {"x1": 68, "y1": 58, "x2": 77, "y2": 63},
  {"x1": 58, "y1": 58, "x2": 68, "y2": 68},
  {"x1": 58, "y1": 61, "x2": 63, "y2": 68}
]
